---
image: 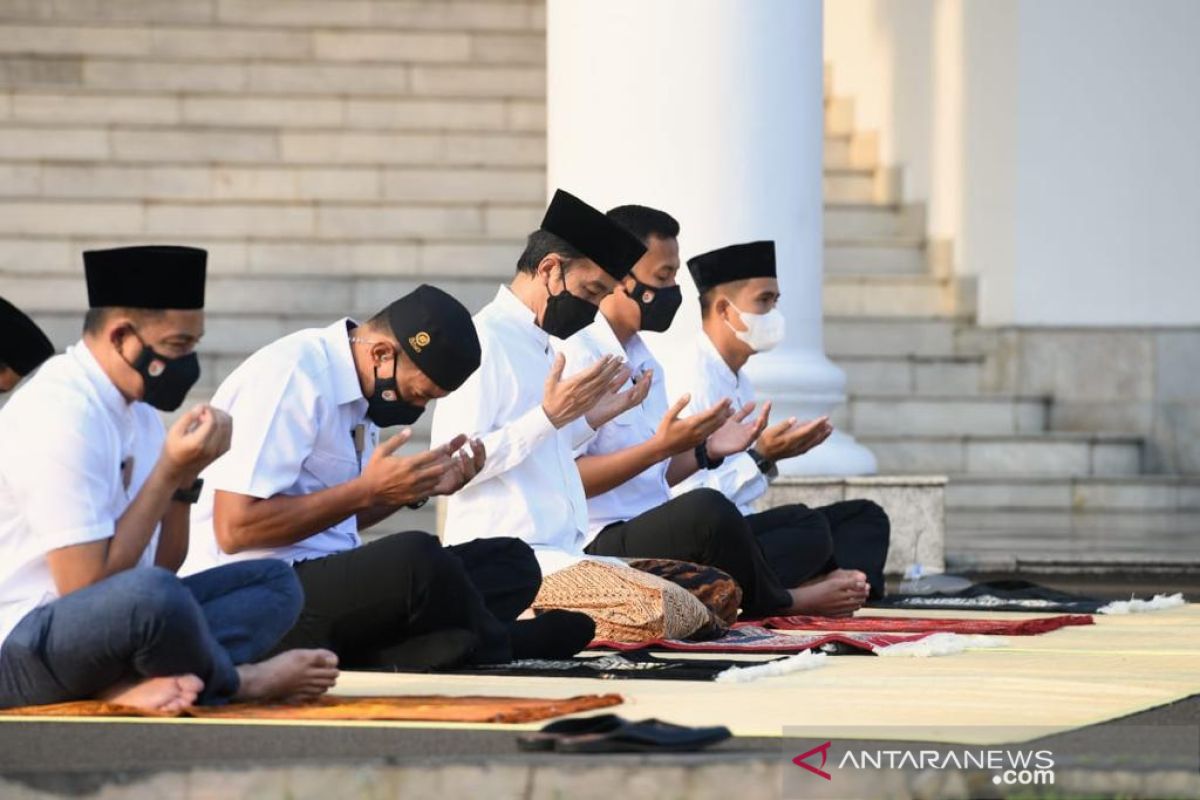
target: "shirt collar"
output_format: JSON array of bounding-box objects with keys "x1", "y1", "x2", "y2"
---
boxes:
[
  {"x1": 589, "y1": 315, "x2": 654, "y2": 371},
  {"x1": 70, "y1": 340, "x2": 133, "y2": 419},
  {"x1": 494, "y1": 284, "x2": 548, "y2": 350},
  {"x1": 321, "y1": 318, "x2": 367, "y2": 406},
  {"x1": 699, "y1": 330, "x2": 740, "y2": 387}
]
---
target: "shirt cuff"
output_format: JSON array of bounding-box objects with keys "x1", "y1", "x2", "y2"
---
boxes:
[{"x1": 568, "y1": 416, "x2": 597, "y2": 451}]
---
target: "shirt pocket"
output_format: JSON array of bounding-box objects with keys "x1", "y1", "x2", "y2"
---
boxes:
[{"x1": 302, "y1": 448, "x2": 360, "y2": 491}]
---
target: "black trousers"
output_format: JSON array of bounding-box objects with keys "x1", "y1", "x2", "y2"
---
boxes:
[
  {"x1": 584, "y1": 488, "x2": 793, "y2": 616},
  {"x1": 748, "y1": 500, "x2": 890, "y2": 600},
  {"x1": 276, "y1": 532, "x2": 540, "y2": 669}
]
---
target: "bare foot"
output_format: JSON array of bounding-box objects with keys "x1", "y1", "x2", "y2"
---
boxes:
[
  {"x1": 787, "y1": 569, "x2": 870, "y2": 617},
  {"x1": 234, "y1": 649, "x2": 339, "y2": 703},
  {"x1": 98, "y1": 674, "x2": 203, "y2": 714}
]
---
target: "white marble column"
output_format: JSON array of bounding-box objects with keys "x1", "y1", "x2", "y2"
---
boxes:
[{"x1": 546, "y1": 0, "x2": 876, "y2": 475}]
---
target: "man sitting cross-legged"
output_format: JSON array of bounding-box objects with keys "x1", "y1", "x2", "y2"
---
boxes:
[
  {"x1": 184, "y1": 285, "x2": 595, "y2": 669},
  {"x1": 669, "y1": 240, "x2": 891, "y2": 616},
  {"x1": 557, "y1": 205, "x2": 857, "y2": 619},
  {"x1": 0, "y1": 246, "x2": 337, "y2": 713}
]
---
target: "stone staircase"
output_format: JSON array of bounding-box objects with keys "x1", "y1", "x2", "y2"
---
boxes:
[{"x1": 1, "y1": 1, "x2": 1196, "y2": 571}]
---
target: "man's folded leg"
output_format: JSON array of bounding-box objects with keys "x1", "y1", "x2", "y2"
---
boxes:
[
  {"x1": 278, "y1": 531, "x2": 512, "y2": 670},
  {"x1": 584, "y1": 488, "x2": 793, "y2": 617},
  {"x1": 0, "y1": 567, "x2": 239, "y2": 708},
  {"x1": 182, "y1": 558, "x2": 304, "y2": 665}
]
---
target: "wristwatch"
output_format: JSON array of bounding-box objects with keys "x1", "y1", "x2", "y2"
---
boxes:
[
  {"x1": 748, "y1": 448, "x2": 779, "y2": 480},
  {"x1": 406, "y1": 497, "x2": 429, "y2": 510},
  {"x1": 694, "y1": 441, "x2": 725, "y2": 470},
  {"x1": 172, "y1": 478, "x2": 204, "y2": 505}
]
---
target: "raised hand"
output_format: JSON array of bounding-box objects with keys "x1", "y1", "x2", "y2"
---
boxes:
[
  {"x1": 707, "y1": 401, "x2": 772, "y2": 459},
  {"x1": 584, "y1": 366, "x2": 652, "y2": 429},
  {"x1": 653, "y1": 395, "x2": 733, "y2": 456},
  {"x1": 756, "y1": 415, "x2": 833, "y2": 461},
  {"x1": 359, "y1": 430, "x2": 458, "y2": 507},
  {"x1": 429, "y1": 437, "x2": 486, "y2": 497},
  {"x1": 541, "y1": 353, "x2": 627, "y2": 428},
  {"x1": 162, "y1": 404, "x2": 233, "y2": 484}
]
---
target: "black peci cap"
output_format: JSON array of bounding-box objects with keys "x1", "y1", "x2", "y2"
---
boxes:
[
  {"x1": 540, "y1": 189, "x2": 647, "y2": 281},
  {"x1": 84, "y1": 245, "x2": 207, "y2": 310},
  {"x1": 687, "y1": 240, "x2": 777, "y2": 294},
  {"x1": 387, "y1": 284, "x2": 481, "y2": 392},
  {"x1": 0, "y1": 296, "x2": 54, "y2": 376}
]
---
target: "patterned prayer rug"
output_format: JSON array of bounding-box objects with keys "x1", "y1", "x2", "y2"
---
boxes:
[
  {"x1": 741, "y1": 613, "x2": 1094, "y2": 635},
  {"x1": 589, "y1": 626, "x2": 940, "y2": 655},
  {"x1": 0, "y1": 693, "x2": 624, "y2": 723}
]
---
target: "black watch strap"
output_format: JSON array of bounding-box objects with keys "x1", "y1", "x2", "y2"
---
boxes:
[
  {"x1": 406, "y1": 497, "x2": 429, "y2": 510},
  {"x1": 695, "y1": 441, "x2": 725, "y2": 470},
  {"x1": 749, "y1": 448, "x2": 779, "y2": 479},
  {"x1": 172, "y1": 478, "x2": 204, "y2": 505}
]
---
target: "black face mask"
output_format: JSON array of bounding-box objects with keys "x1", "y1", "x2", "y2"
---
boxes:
[
  {"x1": 366, "y1": 361, "x2": 425, "y2": 427},
  {"x1": 540, "y1": 273, "x2": 599, "y2": 339},
  {"x1": 630, "y1": 281, "x2": 682, "y2": 332},
  {"x1": 127, "y1": 332, "x2": 201, "y2": 412}
]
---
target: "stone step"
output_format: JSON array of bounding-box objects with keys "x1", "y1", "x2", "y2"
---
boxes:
[
  {"x1": 860, "y1": 433, "x2": 1144, "y2": 477},
  {"x1": 824, "y1": 131, "x2": 878, "y2": 170},
  {"x1": 839, "y1": 355, "x2": 985, "y2": 396},
  {"x1": 946, "y1": 475, "x2": 1200, "y2": 512},
  {"x1": 944, "y1": 509, "x2": 1200, "y2": 571},
  {"x1": 0, "y1": 235, "x2": 935, "y2": 279},
  {"x1": 0, "y1": 0, "x2": 547, "y2": 31},
  {"x1": 823, "y1": 96, "x2": 855, "y2": 137},
  {"x1": 837, "y1": 394, "x2": 1049, "y2": 437},
  {"x1": 823, "y1": 274, "x2": 972, "y2": 318},
  {"x1": 823, "y1": 167, "x2": 900, "y2": 205},
  {"x1": 2, "y1": 91, "x2": 545, "y2": 131},
  {"x1": 0, "y1": 24, "x2": 545, "y2": 65},
  {"x1": 825, "y1": 316, "x2": 993, "y2": 359},
  {"x1": 0, "y1": 56, "x2": 546, "y2": 97},
  {"x1": 824, "y1": 239, "x2": 926, "y2": 274},
  {"x1": 825, "y1": 203, "x2": 925, "y2": 241},
  {"x1": 0, "y1": 126, "x2": 547, "y2": 166}
]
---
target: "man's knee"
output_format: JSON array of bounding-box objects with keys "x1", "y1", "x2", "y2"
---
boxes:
[
  {"x1": 118, "y1": 568, "x2": 196, "y2": 629},
  {"x1": 488, "y1": 537, "x2": 541, "y2": 586},
  {"x1": 677, "y1": 488, "x2": 750, "y2": 544},
  {"x1": 840, "y1": 500, "x2": 891, "y2": 536},
  {"x1": 242, "y1": 559, "x2": 304, "y2": 621}
]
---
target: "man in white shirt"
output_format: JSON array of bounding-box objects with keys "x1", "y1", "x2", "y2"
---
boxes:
[
  {"x1": 185, "y1": 284, "x2": 594, "y2": 668},
  {"x1": 432, "y1": 189, "x2": 651, "y2": 578},
  {"x1": 560, "y1": 205, "x2": 857, "y2": 618},
  {"x1": 0, "y1": 246, "x2": 337, "y2": 713},
  {"x1": 670, "y1": 240, "x2": 891, "y2": 614},
  {"x1": 0, "y1": 296, "x2": 54, "y2": 393}
]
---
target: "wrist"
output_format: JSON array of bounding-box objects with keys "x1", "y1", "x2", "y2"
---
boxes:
[
  {"x1": 542, "y1": 403, "x2": 567, "y2": 429},
  {"x1": 351, "y1": 474, "x2": 379, "y2": 510}
]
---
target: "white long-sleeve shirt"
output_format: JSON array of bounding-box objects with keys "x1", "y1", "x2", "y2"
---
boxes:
[
  {"x1": 667, "y1": 332, "x2": 767, "y2": 515},
  {"x1": 430, "y1": 285, "x2": 603, "y2": 576},
  {"x1": 556, "y1": 316, "x2": 672, "y2": 537}
]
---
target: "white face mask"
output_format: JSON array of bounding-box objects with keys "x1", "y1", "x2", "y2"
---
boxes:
[{"x1": 725, "y1": 304, "x2": 786, "y2": 352}]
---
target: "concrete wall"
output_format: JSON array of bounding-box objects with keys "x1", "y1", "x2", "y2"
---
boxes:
[{"x1": 825, "y1": 0, "x2": 1200, "y2": 327}]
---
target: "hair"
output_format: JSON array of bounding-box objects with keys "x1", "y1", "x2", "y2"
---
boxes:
[
  {"x1": 698, "y1": 280, "x2": 751, "y2": 317},
  {"x1": 515, "y1": 229, "x2": 584, "y2": 276},
  {"x1": 82, "y1": 307, "x2": 166, "y2": 336},
  {"x1": 606, "y1": 204, "x2": 680, "y2": 244},
  {"x1": 365, "y1": 307, "x2": 394, "y2": 336}
]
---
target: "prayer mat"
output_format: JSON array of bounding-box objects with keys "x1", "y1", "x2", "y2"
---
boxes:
[
  {"x1": 449, "y1": 653, "x2": 761, "y2": 682},
  {"x1": 590, "y1": 626, "x2": 940, "y2": 655},
  {"x1": 0, "y1": 693, "x2": 623, "y2": 723},
  {"x1": 743, "y1": 613, "x2": 1095, "y2": 635},
  {"x1": 872, "y1": 580, "x2": 1114, "y2": 613}
]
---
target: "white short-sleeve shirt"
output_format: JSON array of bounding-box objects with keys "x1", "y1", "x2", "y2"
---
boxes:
[
  {"x1": 182, "y1": 319, "x2": 375, "y2": 573},
  {"x1": 556, "y1": 316, "x2": 672, "y2": 537},
  {"x1": 667, "y1": 333, "x2": 767, "y2": 514},
  {"x1": 0, "y1": 343, "x2": 165, "y2": 646}
]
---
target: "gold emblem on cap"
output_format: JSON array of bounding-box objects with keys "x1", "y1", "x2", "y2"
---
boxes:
[{"x1": 409, "y1": 331, "x2": 432, "y2": 352}]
